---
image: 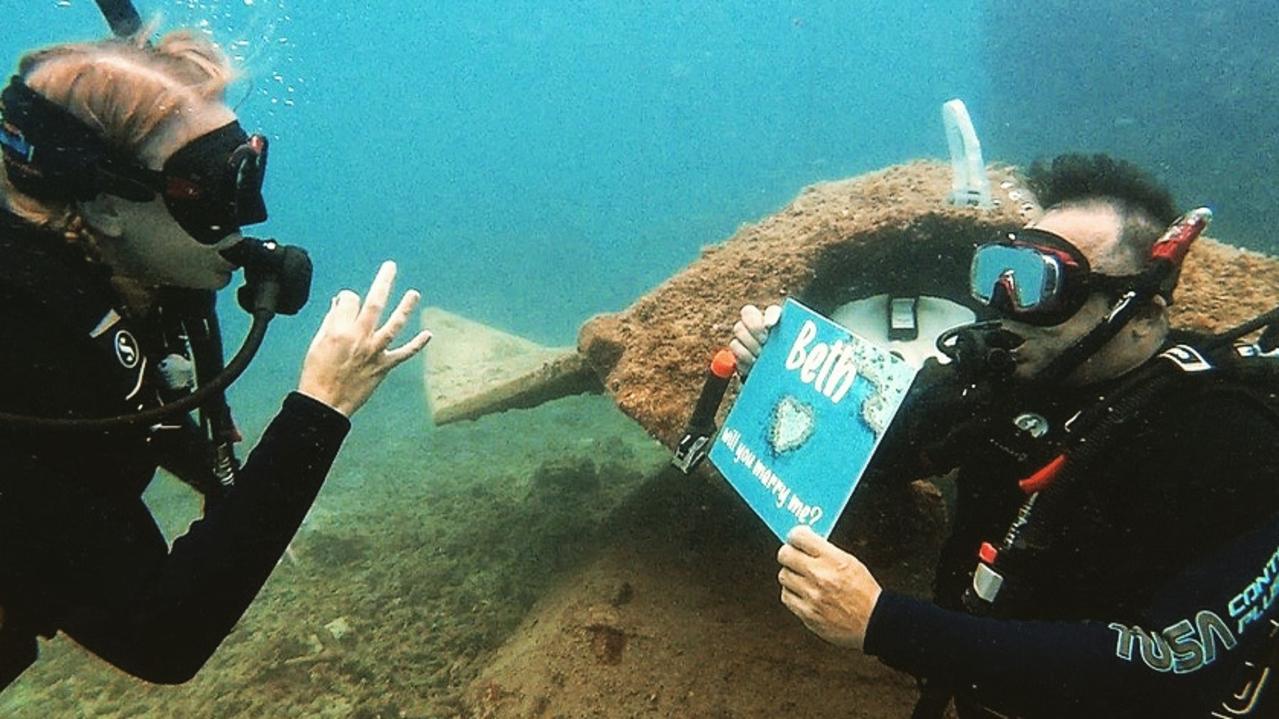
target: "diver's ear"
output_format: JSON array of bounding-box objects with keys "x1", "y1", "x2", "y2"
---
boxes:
[
  {"x1": 1131, "y1": 295, "x2": 1170, "y2": 338},
  {"x1": 77, "y1": 194, "x2": 126, "y2": 238}
]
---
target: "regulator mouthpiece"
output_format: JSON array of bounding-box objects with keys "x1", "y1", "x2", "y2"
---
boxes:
[
  {"x1": 938, "y1": 321, "x2": 1023, "y2": 381},
  {"x1": 220, "y1": 237, "x2": 312, "y2": 316}
]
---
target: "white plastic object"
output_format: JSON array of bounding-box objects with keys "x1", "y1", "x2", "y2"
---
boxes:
[
  {"x1": 157, "y1": 353, "x2": 195, "y2": 391},
  {"x1": 972, "y1": 562, "x2": 1004, "y2": 602},
  {"x1": 829, "y1": 294, "x2": 976, "y2": 369},
  {"x1": 942, "y1": 99, "x2": 993, "y2": 209}
]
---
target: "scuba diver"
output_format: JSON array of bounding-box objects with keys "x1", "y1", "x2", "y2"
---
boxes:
[
  {"x1": 733, "y1": 154, "x2": 1279, "y2": 717},
  {"x1": 0, "y1": 7, "x2": 431, "y2": 688}
]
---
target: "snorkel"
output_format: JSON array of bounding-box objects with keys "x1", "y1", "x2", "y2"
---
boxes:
[{"x1": 94, "y1": 0, "x2": 143, "y2": 38}]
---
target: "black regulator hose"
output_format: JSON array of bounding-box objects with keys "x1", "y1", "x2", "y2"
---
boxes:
[
  {"x1": 1212, "y1": 305, "x2": 1279, "y2": 350},
  {"x1": 0, "y1": 313, "x2": 271, "y2": 431},
  {"x1": 0, "y1": 238, "x2": 311, "y2": 431}
]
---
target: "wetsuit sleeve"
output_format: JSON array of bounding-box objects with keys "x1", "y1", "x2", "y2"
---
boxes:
[
  {"x1": 57, "y1": 393, "x2": 350, "y2": 683},
  {"x1": 864, "y1": 511, "x2": 1279, "y2": 718}
]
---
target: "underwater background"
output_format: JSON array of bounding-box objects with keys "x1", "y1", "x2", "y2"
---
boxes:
[{"x1": 1, "y1": 1, "x2": 1276, "y2": 717}]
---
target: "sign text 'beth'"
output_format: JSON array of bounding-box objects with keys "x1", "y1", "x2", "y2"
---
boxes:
[{"x1": 784, "y1": 320, "x2": 859, "y2": 404}]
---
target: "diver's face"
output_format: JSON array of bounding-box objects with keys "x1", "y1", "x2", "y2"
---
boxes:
[
  {"x1": 83, "y1": 102, "x2": 242, "y2": 290},
  {"x1": 1001, "y1": 204, "x2": 1132, "y2": 383},
  {"x1": 102, "y1": 196, "x2": 241, "y2": 289}
]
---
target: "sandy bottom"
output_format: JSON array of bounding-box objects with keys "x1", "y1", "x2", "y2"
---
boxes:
[
  {"x1": 0, "y1": 363, "x2": 936, "y2": 718},
  {"x1": 464, "y1": 468, "x2": 931, "y2": 719}
]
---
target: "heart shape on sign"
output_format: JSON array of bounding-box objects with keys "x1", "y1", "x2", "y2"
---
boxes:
[{"x1": 769, "y1": 395, "x2": 815, "y2": 454}]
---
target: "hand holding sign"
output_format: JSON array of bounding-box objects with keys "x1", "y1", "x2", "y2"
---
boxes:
[
  {"x1": 709, "y1": 299, "x2": 919, "y2": 541},
  {"x1": 730, "y1": 303, "x2": 782, "y2": 377},
  {"x1": 777, "y1": 526, "x2": 882, "y2": 651}
]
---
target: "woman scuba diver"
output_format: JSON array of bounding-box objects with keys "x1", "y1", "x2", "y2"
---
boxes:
[{"x1": 0, "y1": 21, "x2": 431, "y2": 686}]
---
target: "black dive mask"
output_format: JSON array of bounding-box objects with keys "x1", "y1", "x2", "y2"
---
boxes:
[
  {"x1": 0, "y1": 76, "x2": 268, "y2": 244},
  {"x1": 158, "y1": 122, "x2": 269, "y2": 244}
]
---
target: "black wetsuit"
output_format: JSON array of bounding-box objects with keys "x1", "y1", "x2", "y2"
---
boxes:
[
  {"x1": 0, "y1": 211, "x2": 351, "y2": 687},
  {"x1": 864, "y1": 361, "x2": 1279, "y2": 717}
]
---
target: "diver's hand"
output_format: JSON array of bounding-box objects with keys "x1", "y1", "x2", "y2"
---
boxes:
[
  {"x1": 729, "y1": 304, "x2": 782, "y2": 377},
  {"x1": 297, "y1": 261, "x2": 433, "y2": 417},
  {"x1": 777, "y1": 526, "x2": 882, "y2": 651}
]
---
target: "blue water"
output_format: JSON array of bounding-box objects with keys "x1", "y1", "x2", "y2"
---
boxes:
[
  {"x1": 981, "y1": 1, "x2": 1279, "y2": 252},
  {"x1": 7, "y1": 2, "x2": 1276, "y2": 410},
  {"x1": 3, "y1": 1, "x2": 984, "y2": 417}
]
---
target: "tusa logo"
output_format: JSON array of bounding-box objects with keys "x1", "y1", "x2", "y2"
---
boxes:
[
  {"x1": 1109, "y1": 611, "x2": 1237, "y2": 674},
  {"x1": 114, "y1": 330, "x2": 140, "y2": 369}
]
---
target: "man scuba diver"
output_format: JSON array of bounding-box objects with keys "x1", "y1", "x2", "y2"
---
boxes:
[
  {"x1": 0, "y1": 10, "x2": 431, "y2": 687},
  {"x1": 734, "y1": 154, "x2": 1279, "y2": 717}
]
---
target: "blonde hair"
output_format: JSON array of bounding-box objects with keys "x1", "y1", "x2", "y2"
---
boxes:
[{"x1": 1, "y1": 31, "x2": 236, "y2": 242}]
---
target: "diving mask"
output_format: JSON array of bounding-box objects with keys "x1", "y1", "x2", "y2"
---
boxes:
[
  {"x1": 149, "y1": 122, "x2": 269, "y2": 244},
  {"x1": 970, "y1": 228, "x2": 1137, "y2": 326},
  {"x1": 0, "y1": 77, "x2": 268, "y2": 245}
]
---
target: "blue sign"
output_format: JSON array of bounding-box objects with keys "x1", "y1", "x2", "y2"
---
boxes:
[{"x1": 709, "y1": 299, "x2": 919, "y2": 541}]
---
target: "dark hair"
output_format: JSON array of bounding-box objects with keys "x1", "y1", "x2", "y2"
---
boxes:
[{"x1": 1025, "y1": 153, "x2": 1179, "y2": 269}]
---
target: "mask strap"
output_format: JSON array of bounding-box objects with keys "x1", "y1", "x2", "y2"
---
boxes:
[
  {"x1": 1044, "y1": 208, "x2": 1214, "y2": 382},
  {"x1": 1, "y1": 76, "x2": 158, "y2": 202}
]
